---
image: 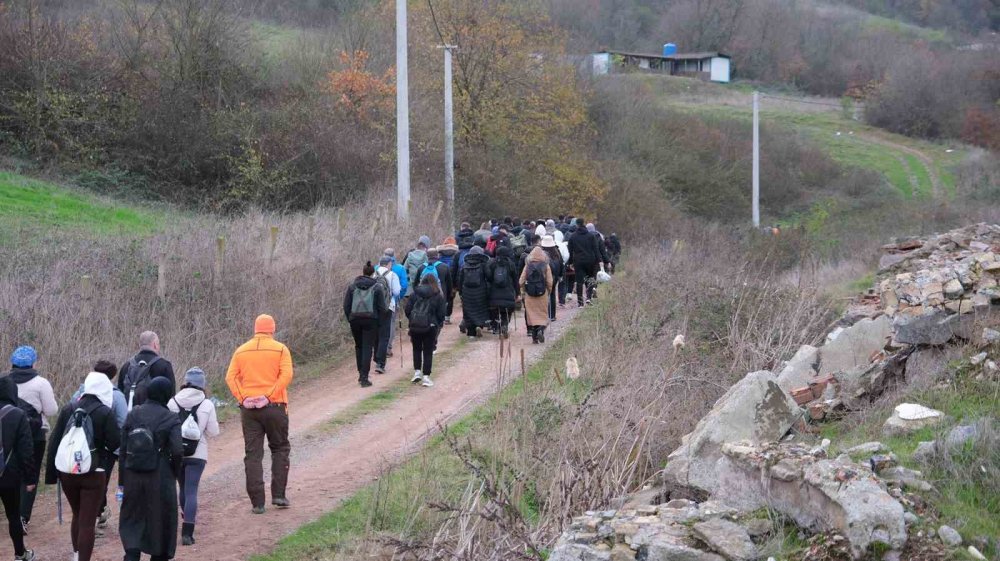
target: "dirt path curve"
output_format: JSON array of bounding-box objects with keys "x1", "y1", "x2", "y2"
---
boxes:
[
  {"x1": 27, "y1": 302, "x2": 583, "y2": 560},
  {"x1": 855, "y1": 131, "x2": 943, "y2": 198}
]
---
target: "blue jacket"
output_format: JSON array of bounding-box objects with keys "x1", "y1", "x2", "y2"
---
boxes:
[{"x1": 391, "y1": 261, "x2": 408, "y2": 301}]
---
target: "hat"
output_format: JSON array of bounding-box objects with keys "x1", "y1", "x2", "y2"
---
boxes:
[
  {"x1": 384, "y1": 248, "x2": 396, "y2": 257},
  {"x1": 379, "y1": 255, "x2": 393, "y2": 266},
  {"x1": 586, "y1": 223, "x2": 596, "y2": 233},
  {"x1": 540, "y1": 235, "x2": 557, "y2": 248},
  {"x1": 470, "y1": 246, "x2": 485, "y2": 256},
  {"x1": 418, "y1": 236, "x2": 432, "y2": 248},
  {"x1": 254, "y1": 314, "x2": 276, "y2": 334},
  {"x1": 427, "y1": 248, "x2": 440, "y2": 260},
  {"x1": 10, "y1": 346, "x2": 36, "y2": 368},
  {"x1": 184, "y1": 367, "x2": 207, "y2": 390},
  {"x1": 443, "y1": 236, "x2": 457, "y2": 245}
]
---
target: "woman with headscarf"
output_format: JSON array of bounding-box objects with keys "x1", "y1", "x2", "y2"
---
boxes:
[
  {"x1": 0, "y1": 377, "x2": 37, "y2": 561},
  {"x1": 46, "y1": 372, "x2": 120, "y2": 561},
  {"x1": 519, "y1": 246, "x2": 554, "y2": 343},
  {"x1": 119, "y1": 377, "x2": 183, "y2": 561}
]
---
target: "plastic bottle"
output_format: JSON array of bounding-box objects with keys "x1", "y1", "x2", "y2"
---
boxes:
[{"x1": 116, "y1": 486, "x2": 124, "y2": 502}]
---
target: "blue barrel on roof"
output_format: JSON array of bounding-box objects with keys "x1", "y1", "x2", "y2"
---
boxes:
[{"x1": 663, "y1": 43, "x2": 677, "y2": 56}]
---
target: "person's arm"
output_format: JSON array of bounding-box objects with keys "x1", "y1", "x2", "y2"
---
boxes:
[
  {"x1": 435, "y1": 295, "x2": 447, "y2": 326},
  {"x1": 545, "y1": 264, "x2": 554, "y2": 292},
  {"x1": 457, "y1": 268, "x2": 465, "y2": 295},
  {"x1": 117, "y1": 361, "x2": 128, "y2": 393},
  {"x1": 268, "y1": 345, "x2": 294, "y2": 401},
  {"x1": 17, "y1": 415, "x2": 37, "y2": 486},
  {"x1": 168, "y1": 423, "x2": 184, "y2": 476},
  {"x1": 225, "y1": 353, "x2": 244, "y2": 403},
  {"x1": 404, "y1": 294, "x2": 415, "y2": 319},
  {"x1": 45, "y1": 406, "x2": 69, "y2": 485},
  {"x1": 518, "y1": 263, "x2": 528, "y2": 287},
  {"x1": 39, "y1": 379, "x2": 59, "y2": 418},
  {"x1": 164, "y1": 362, "x2": 177, "y2": 392},
  {"x1": 205, "y1": 402, "x2": 220, "y2": 438},
  {"x1": 101, "y1": 409, "x2": 121, "y2": 472},
  {"x1": 112, "y1": 391, "x2": 127, "y2": 428},
  {"x1": 343, "y1": 285, "x2": 353, "y2": 321},
  {"x1": 390, "y1": 273, "x2": 401, "y2": 300}
]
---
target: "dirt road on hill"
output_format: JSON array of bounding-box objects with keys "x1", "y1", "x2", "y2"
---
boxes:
[{"x1": 27, "y1": 302, "x2": 583, "y2": 560}]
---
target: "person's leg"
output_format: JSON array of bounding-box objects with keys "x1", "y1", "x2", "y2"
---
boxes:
[
  {"x1": 559, "y1": 277, "x2": 568, "y2": 305},
  {"x1": 123, "y1": 550, "x2": 141, "y2": 561},
  {"x1": 387, "y1": 308, "x2": 397, "y2": 355},
  {"x1": 19, "y1": 438, "x2": 46, "y2": 525},
  {"x1": 74, "y1": 472, "x2": 106, "y2": 561},
  {"x1": 98, "y1": 455, "x2": 116, "y2": 528},
  {"x1": 177, "y1": 460, "x2": 188, "y2": 517},
  {"x1": 422, "y1": 332, "x2": 436, "y2": 377},
  {"x1": 446, "y1": 293, "x2": 455, "y2": 321},
  {"x1": 375, "y1": 311, "x2": 391, "y2": 369},
  {"x1": 359, "y1": 327, "x2": 377, "y2": 383},
  {"x1": 61, "y1": 474, "x2": 83, "y2": 554},
  {"x1": 575, "y1": 269, "x2": 586, "y2": 306},
  {"x1": 241, "y1": 408, "x2": 267, "y2": 508},
  {"x1": 263, "y1": 405, "x2": 291, "y2": 503},
  {"x1": 351, "y1": 324, "x2": 364, "y2": 376},
  {"x1": 0, "y1": 486, "x2": 26, "y2": 557},
  {"x1": 549, "y1": 289, "x2": 557, "y2": 321},
  {"x1": 182, "y1": 459, "x2": 206, "y2": 524},
  {"x1": 411, "y1": 334, "x2": 423, "y2": 372}
]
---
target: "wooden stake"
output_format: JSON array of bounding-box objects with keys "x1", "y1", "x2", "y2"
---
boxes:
[
  {"x1": 520, "y1": 348, "x2": 525, "y2": 377},
  {"x1": 80, "y1": 275, "x2": 92, "y2": 300},
  {"x1": 268, "y1": 226, "x2": 279, "y2": 268},
  {"x1": 553, "y1": 366, "x2": 564, "y2": 386},
  {"x1": 214, "y1": 236, "x2": 226, "y2": 288},
  {"x1": 431, "y1": 199, "x2": 444, "y2": 227},
  {"x1": 157, "y1": 253, "x2": 167, "y2": 301}
]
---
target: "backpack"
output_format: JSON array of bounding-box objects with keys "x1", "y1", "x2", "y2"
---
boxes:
[
  {"x1": 375, "y1": 270, "x2": 394, "y2": 309},
  {"x1": 124, "y1": 426, "x2": 159, "y2": 473},
  {"x1": 405, "y1": 250, "x2": 428, "y2": 288},
  {"x1": 123, "y1": 356, "x2": 161, "y2": 411},
  {"x1": 419, "y1": 263, "x2": 440, "y2": 282},
  {"x1": 16, "y1": 398, "x2": 43, "y2": 441},
  {"x1": 174, "y1": 398, "x2": 204, "y2": 457},
  {"x1": 54, "y1": 402, "x2": 100, "y2": 474},
  {"x1": 457, "y1": 248, "x2": 470, "y2": 269},
  {"x1": 456, "y1": 232, "x2": 475, "y2": 250},
  {"x1": 463, "y1": 263, "x2": 485, "y2": 289},
  {"x1": 492, "y1": 263, "x2": 510, "y2": 289},
  {"x1": 510, "y1": 232, "x2": 527, "y2": 252},
  {"x1": 0, "y1": 406, "x2": 16, "y2": 476},
  {"x1": 485, "y1": 238, "x2": 498, "y2": 256},
  {"x1": 525, "y1": 262, "x2": 548, "y2": 297},
  {"x1": 350, "y1": 282, "x2": 378, "y2": 321},
  {"x1": 409, "y1": 296, "x2": 437, "y2": 334}
]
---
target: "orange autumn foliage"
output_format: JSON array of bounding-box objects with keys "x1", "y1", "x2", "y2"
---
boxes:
[{"x1": 327, "y1": 50, "x2": 395, "y2": 123}]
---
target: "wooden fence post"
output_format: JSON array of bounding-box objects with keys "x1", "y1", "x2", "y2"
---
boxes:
[
  {"x1": 268, "y1": 226, "x2": 279, "y2": 268},
  {"x1": 157, "y1": 252, "x2": 167, "y2": 301},
  {"x1": 520, "y1": 348, "x2": 526, "y2": 377},
  {"x1": 214, "y1": 236, "x2": 226, "y2": 289},
  {"x1": 81, "y1": 275, "x2": 92, "y2": 301},
  {"x1": 431, "y1": 199, "x2": 444, "y2": 228}
]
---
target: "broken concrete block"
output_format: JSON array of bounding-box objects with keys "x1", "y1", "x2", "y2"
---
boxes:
[
  {"x1": 819, "y1": 316, "x2": 891, "y2": 375},
  {"x1": 882, "y1": 404, "x2": 945, "y2": 436},
  {"x1": 775, "y1": 345, "x2": 819, "y2": 392},
  {"x1": 692, "y1": 518, "x2": 758, "y2": 561}
]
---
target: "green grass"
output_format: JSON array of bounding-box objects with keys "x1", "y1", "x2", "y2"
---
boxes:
[
  {"x1": 252, "y1": 306, "x2": 597, "y2": 561},
  {"x1": 0, "y1": 171, "x2": 160, "y2": 237}
]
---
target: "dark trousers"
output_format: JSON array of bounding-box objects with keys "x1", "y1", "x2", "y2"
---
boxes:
[
  {"x1": 410, "y1": 330, "x2": 439, "y2": 376},
  {"x1": 99, "y1": 456, "x2": 117, "y2": 513},
  {"x1": 61, "y1": 471, "x2": 106, "y2": 561},
  {"x1": 549, "y1": 283, "x2": 559, "y2": 320},
  {"x1": 575, "y1": 263, "x2": 598, "y2": 303},
  {"x1": 351, "y1": 323, "x2": 379, "y2": 381},
  {"x1": 446, "y1": 291, "x2": 455, "y2": 317},
  {"x1": 558, "y1": 276, "x2": 569, "y2": 304},
  {"x1": 240, "y1": 405, "x2": 290, "y2": 508},
  {"x1": 0, "y1": 484, "x2": 25, "y2": 556},
  {"x1": 20, "y1": 437, "x2": 45, "y2": 522},
  {"x1": 124, "y1": 551, "x2": 168, "y2": 561},
  {"x1": 375, "y1": 310, "x2": 393, "y2": 368},
  {"x1": 178, "y1": 458, "x2": 206, "y2": 524}
]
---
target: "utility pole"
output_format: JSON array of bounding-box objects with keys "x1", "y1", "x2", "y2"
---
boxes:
[
  {"x1": 396, "y1": 0, "x2": 411, "y2": 221},
  {"x1": 752, "y1": 90, "x2": 760, "y2": 229},
  {"x1": 438, "y1": 44, "x2": 457, "y2": 231}
]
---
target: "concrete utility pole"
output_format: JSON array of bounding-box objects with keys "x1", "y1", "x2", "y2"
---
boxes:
[
  {"x1": 438, "y1": 44, "x2": 457, "y2": 230},
  {"x1": 396, "y1": 0, "x2": 411, "y2": 221},
  {"x1": 752, "y1": 90, "x2": 761, "y2": 229}
]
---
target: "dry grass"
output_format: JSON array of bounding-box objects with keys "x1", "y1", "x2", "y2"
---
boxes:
[{"x1": 0, "y1": 190, "x2": 449, "y2": 398}]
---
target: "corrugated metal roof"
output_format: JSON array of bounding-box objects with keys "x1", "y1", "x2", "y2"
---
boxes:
[{"x1": 599, "y1": 50, "x2": 730, "y2": 61}]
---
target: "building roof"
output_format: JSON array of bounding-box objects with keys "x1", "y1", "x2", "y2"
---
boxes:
[{"x1": 599, "y1": 50, "x2": 730, "y2": 61}]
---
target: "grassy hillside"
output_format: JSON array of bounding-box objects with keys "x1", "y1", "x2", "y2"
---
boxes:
[{"x1": 0, "y1": 171, "x2": 160, "y2": 239}]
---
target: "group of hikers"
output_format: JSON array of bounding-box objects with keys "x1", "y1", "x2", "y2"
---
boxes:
[
  {"x1": 0, "y1": 315, "x2": 294, "y2": 561},
  {"x1": 344, "y1": 216, "x2": 621, "y2": 388},
  {"x1": 0, "y1": 215, "x2": 620, "y2": 561}
]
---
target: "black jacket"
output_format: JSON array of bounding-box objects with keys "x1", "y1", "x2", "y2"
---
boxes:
[
  {"x1": 405, "y1": 284, "x2": 447, "y2": 334},
  {"x1": 118, "y1": 350, "x2": 176, "y2": 401},
  {"x1": 455, "y1": 228, "x2": 476, "y2": 250},
  {"x1": 0, "y1": 377, "x2": 37, "y2": 486},
  {"x1": 568, "y1": 230, "x2": 603, "y2": 267},
  {"x1": 543, "y1": 246, "x2": 565, "y2": 281},
  {"x1": 45, "y1": 394, "x2": 121, "y2": 484},
  {"x1": 343, "y1": 276, "x2": 387, "y2": 328},
  {"x1": 432, "y1": 260, "x2": 452, "y2": 301},
  {"x1": 486, "y1": 248, "x2": 519, "y2": 308},
  {"x1": 458, "y1": 253, "x2": 492, "y2": 327}
]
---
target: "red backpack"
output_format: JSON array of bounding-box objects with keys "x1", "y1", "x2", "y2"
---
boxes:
[{"x1": 485, "y1": 238, "x2": 498, "y2": 256}]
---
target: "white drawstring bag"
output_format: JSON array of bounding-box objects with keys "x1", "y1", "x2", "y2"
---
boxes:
[{"x1": 596, "y1": 270, "x2": 612, "y2": 284}]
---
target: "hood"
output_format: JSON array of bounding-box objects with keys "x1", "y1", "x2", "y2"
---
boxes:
[
  {"x1": 8, "y1": 367, "x2": 39, "y2": 385},
  {"x1": 354, "y1": 276, "x2": 378, "y2": 289},
  {"x1": 83, "y1": 371, "x2": 115, "y2": 409},
  {"x1": 496, "y1": 246, "x2": 514, "y2": 260},
  {"x1": 0, "y1": 377, "x2": 17, "y2": 407},
  {"x1": 527, "y1": 246, "x2": 549, "y2": 263},
  {"x1": 147, "y1": 377, "x2": 174, "y2": 406},
  {"x1": 464, "y1": 253, "x2": 489, "y2": 266},
  {"x1": 173, "y1": 386, "x2": 207, "y2": 408},
  {"x1": 535, "y1": 224, "x2": 547, "y2": 237},
  {"x1": 414, "y1": 284, "x2": 439, "y2": 299},
  {"x1": 438, "y1": 243, "x2": 459, "y2": 255},
  {"x1": 409, "y1": 249, "x2": 427, "y2": 261},
  {"x1": 510, "y1": 226, "x2": 524, "y2": 235}
]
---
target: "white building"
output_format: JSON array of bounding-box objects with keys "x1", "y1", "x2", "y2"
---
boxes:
[{"x1": 588, "y1": 50, "x2": 732, "y2": 83}]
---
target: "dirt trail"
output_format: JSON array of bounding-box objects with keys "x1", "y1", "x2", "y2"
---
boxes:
[
  {"x1": 27, "y1": 303, "x2": 582, "y2": 560},
  {"x1": 853, "y1": 131, "x2": 943, "y2": 198}
]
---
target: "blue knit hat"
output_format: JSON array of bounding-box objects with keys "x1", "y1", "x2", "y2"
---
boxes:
[
  {"x1": 10, "y1": 346, "x2": 37, "y2": 368},
  {"x1": 184, "y1": 367, "x2": 207, "y2": 390}
]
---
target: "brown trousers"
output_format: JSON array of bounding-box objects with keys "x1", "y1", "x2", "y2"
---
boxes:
[{"x1": 240, "y1": 404, "x2": 290, "y2": 507}]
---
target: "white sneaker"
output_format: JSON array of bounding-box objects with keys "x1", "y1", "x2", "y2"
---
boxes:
[
  {"x1": 411, "y1": 370, "x2": 423, "y2": 383},
  {"x1": 421, "y1": 375, "x2": 434, "y2": 387}
]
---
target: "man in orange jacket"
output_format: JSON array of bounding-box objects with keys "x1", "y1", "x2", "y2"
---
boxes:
[{"x1": 225, "y1": 314, "x2": 294, "y2": 514}]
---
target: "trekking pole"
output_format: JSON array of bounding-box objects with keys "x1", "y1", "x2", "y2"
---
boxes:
[
  {"x1": 398, "y1": 315, "x2": 404, "y2": 369},
  {"x1": 57, "y1": 480, "x2": 63, "y2": 525}
]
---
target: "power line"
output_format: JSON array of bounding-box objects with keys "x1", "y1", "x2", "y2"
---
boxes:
[
  {"x1": 426, "y1": 0, "x2": 447, "y2": 46},
  {"x1": 759, "y1": 93, "x2": 844, "y2": 108}
]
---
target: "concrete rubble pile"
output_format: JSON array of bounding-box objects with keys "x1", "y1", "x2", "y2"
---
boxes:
[{"x1": 550, "y1": 224, "x2": 1000, "y2": 561}]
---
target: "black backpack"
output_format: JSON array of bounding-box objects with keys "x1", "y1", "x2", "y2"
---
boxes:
[
  {"x1": 124, "y1": 426, "x2": 159, "y2": 473},
  {"x1": 409, "y1": 296, "x2": 437, "y2": 334},
  {"x1": 0, "y1": 405, "x2": 16, "y2": 477},
  {"x1": 456, "y1": 232, "x2": 476, "y2": 250},
  {"x1": 525, "y1": 262, "x2": 547, "y2": 297},
  {"x1": 123, "y1": 356, "x2": 161, "y2": 411},
  {"x1": 16, "y1": 399, "x2": 43, "y2": 441},
  {"x1": 492, "y1": 263, "x2": 509, "y2": 289},
  {"x1": 463, "y1": 263, "x2": 485, "y2": 289}
]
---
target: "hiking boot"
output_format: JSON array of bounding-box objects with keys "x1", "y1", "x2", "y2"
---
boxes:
[
  {"x1": 538, "y1": 328, "x2": 546, "y2": 344},
  {"x1": 98, "y1": 505, "x2": 110, "y2": 528},
  {"x1": 181, "y1": 522, "x2": 195, "y2": 546},
  {"x1": 374, "y1": 364, "x2": 386, "y2": 374},
  {"x1": 360, "y1": 379, "x2": 373, "y2": 388},
  {"x1": 475, "y1": 327, "x2": 483, "y2": 337},
  {"x1": 272, "y1": 497, "x2": 291, "y2": 509},
  {"x1": 14, "y1": 549, "x2": 34, "y2": 561},
  {"x1": 411, "y1": 370, "x2": 423, "y2": 383},
  {"x1": 251, "y1": 505, "x2": 266, "y2": 515},
  {"x1": 444, "y1": 316, "x2": 452, "y2": 325},
  {"x1": 421, "y1": 375, "x2": 434, "y2": 388}
]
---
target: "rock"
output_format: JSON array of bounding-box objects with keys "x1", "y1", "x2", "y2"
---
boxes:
[
  {"x1": 967, "y1": 546, "x2": 987, "y2": 561},
  {"x1": 662, "y1": 499, "x2": 695, "y2": 509},
  {"x1": 893, "y1": 309, "x2": 959, "y2": 346},
  {"x1": 905, "y1": 346, "x2": 963, "y2": 389},
  {"x1": 903, "y1": 512, "x2": 919, "y2": 526},
  {"x1": 692, "y1": 519, "x2": 758, "y2": 561},
  {"x1": 912, "y1": 441, "x2": 937, "y2": 464},
  {"x1": 882, "y1": 404, "x2": 945, "y2": 436},
  {"x1": 776, "y1": 345, "x2": 819, "y2": 392},
  {"x1": 662, "y1": 371, "x2": 801, "y2": 494},
  {"x1": 549, "y1": 543, "x2": 612, "y2": 561},
  {"x1": 943, "y1": 279, "x2": 965, "y2": 298},
  {"x1": 983, "y1": 328, "x2": 1000, "y2": 344},
  {"x1": 742, "y1": 519, "x2": 772, "y2": 539},
  {"x1": 715, "y1": 443, "x2": 906, "y2": 558},
  {"x1": 844, "y1": 441, "x2": 886, "y2": 456},
  {"x1": 882, "y1": 550, "x2": 901, "y2": 561},
  {"x1": 970, "y1": 352, "x2": 988, "y2": 365},
  {"x1": 945, "y1": 424, "x2": 978, "y2": 449},
  {"x1": 642, "y1": 537, "x2": 726, "y2": 561},
  {"x1": 610, "y1": 544, "x2": 636, "y2": 561},
  {"x1": 938, "y1": 525, "x2": 962, "y2": 546},
  {"x1": 819, "y1": 316, "x2": 892, "y2": 375}
]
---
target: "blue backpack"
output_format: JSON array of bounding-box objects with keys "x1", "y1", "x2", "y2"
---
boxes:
[{"x1": 419, "y1": 263, "x2": 440, "y2": 282}]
